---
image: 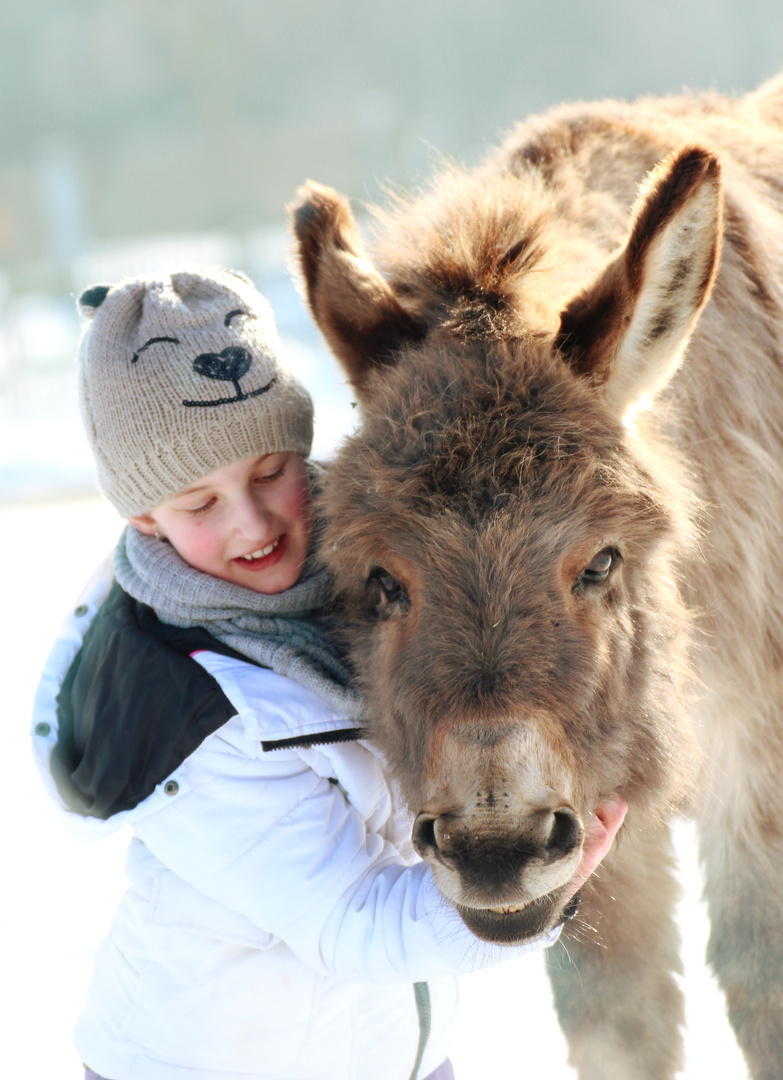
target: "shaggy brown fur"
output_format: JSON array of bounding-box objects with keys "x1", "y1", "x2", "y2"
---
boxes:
[{"x1": 291, "y1": 75, "x2": 783, "y2": 1080}]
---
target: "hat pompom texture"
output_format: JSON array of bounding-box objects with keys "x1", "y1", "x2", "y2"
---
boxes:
[{"x1": 77, "y1": 266, "x2": 314, "y2": 517}]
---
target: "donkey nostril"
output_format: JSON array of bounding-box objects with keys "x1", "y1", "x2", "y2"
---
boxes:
[
  {"x1": 546, "y1": 806, "x2": 583, "y2": 854},
  {"x1": 412, "y1": 813, "x2": 438, "y2": 856}
]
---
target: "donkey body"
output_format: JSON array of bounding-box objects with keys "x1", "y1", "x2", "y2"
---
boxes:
[{"x1": 293, "y1": 76, "x2": 783, "y2": 1079}]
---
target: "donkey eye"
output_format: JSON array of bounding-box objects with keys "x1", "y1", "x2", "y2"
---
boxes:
[
  {"x1": 376, "y1": 570, "x2": 404, "y2": 601},
  {"x1": 576, "y1": 548, "x2": 617, "y2": 587},
  {"x1": 367, "y1": 568, "x2": 409, "y2": 612}
]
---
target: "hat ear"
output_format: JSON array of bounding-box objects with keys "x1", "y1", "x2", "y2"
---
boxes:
[{"x1": 78, "y1": 284, "x2": 111, "y2": 318}]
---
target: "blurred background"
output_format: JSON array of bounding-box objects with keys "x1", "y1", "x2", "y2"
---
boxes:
[
  {"x1": 3, "y1": 1, "x2": 779, "y2": 1075},
  {"x1": 3, "y1": 0, "x2": 783, "y2": 496}
]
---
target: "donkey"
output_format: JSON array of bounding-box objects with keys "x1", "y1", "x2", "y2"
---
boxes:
[{"x1": 291, "y1": 75, "x2": 783, "y2": 1079}]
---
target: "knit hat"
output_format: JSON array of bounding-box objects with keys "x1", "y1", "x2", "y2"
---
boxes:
[{"x1": 76, "y1": 266, "x2": 314, "y2": 517}]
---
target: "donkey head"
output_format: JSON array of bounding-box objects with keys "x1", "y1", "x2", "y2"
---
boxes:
[{"x1": 292, "y1": 146, "x2": 722, "y2": 942}]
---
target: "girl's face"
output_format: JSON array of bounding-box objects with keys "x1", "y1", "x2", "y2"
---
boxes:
[{"x1": 129, "y1": 453, "x2": 312, "y2": 595}]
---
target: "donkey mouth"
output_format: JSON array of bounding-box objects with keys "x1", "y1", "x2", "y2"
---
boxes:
[{"x1": 455, "y1": 884, "x2": 578, "y2": 944}]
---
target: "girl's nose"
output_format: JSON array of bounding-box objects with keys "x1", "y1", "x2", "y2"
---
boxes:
[{"x1": 233, "y1": 494, "x2": 272, "y2": 537}]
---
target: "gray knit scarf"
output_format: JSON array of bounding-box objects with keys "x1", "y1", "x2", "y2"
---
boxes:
[{"x1": 113, "y1": 523, "x2": 365, "y2": 722}]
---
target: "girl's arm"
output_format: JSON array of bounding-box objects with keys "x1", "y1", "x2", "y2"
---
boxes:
[{"x1": 132, "y1": 704, "x2": 625, "y2": 984}]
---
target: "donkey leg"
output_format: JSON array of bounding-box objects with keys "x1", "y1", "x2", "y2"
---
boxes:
[
  {"x1": 700, "y1": 813, "x2": 783, "y2": 1079},
  {"x1": 546, "y1": 817, "x2": 684, "y2": 1080}
]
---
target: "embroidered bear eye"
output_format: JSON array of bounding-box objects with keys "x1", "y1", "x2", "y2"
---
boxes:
[{"x1": 131, "y1": 336, "x2": 181, "y2": 363}]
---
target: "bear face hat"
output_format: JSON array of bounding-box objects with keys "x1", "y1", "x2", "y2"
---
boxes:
[{"x1": 77, "y1": 266, "x2": 314, "y2": 517}]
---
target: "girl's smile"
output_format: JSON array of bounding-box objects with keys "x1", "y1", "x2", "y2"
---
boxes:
[{"x1": 233, "y1": 533, "x2": 287, "y2": 571}]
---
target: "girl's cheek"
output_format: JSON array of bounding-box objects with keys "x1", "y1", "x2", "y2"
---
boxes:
[
  {"x1": 289, "y1": 475, "x2": 313, "y2": 524},
  {"x1": 181, "y1": 520, "x2": 220, "y2": 559}
]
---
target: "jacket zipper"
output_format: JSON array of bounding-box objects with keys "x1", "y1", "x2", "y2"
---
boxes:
[
  {"x1": 409, "y1": 981, "x2": 432, "y2": 1080},
  {"x1": 261, "y1": 727, "x2": 366, "y2": 751}
]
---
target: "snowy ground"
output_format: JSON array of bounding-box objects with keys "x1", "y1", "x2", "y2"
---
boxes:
[{"x1": 3, "y1": 494, "x2": 750, "y2": 1079}]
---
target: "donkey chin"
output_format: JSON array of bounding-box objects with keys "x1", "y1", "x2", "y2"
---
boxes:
[
  {"x1": 413, "y1": 808, "x2": 585, "y2": 945},
  {"x1": 454, "y1": 883, "x2": 581, "y2": 945}
]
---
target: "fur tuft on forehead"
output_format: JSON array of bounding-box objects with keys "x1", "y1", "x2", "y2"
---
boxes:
[
  {"x1": 369, "y1": 169, "x2": 556, "y2": 340},
  {"x1": 327, "y1": 335, "x2": 681, "y2": 541}
]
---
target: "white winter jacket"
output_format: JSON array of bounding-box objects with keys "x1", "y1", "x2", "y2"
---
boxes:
[{"x1": 32, "y1": 569, "x2": 559, "y2": 1080}]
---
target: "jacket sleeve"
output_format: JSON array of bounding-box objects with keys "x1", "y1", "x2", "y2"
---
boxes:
[{"x1": 131, "y1": 663, "x2": 560, "y2": 985}]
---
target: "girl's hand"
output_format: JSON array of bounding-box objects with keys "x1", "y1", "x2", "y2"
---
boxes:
[{"x1": 565, "y1": 797, "x2": 628, "y2": 902}]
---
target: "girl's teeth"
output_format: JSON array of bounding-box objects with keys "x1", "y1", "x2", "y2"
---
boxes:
[{"x1": 241, "y1": 539, "x2": 279, "y2": 561}]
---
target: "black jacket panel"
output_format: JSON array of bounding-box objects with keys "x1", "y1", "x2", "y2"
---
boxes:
[{"x1": 52, "y1": 582, "x2": 249, "y2": 819}]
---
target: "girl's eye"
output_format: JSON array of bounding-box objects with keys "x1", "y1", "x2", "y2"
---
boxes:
[
  {"x1": 255, "y1": 465, "x2": 285, "y2": 484},
  {"x1": 188, "y1": 497, "x2": 217, "y2": 516}
]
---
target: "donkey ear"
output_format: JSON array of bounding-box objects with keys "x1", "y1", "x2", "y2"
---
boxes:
[
  {"x1": 555, "y1": 146, "x2": 723, "y2": 419},
  {"x1": 290, "y1": 181, "x2": 426, "y2": 395}
]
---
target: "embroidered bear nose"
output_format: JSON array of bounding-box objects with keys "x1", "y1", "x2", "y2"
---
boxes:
[
  {"x1": 183, "y1": 344, "x2": 275, "y2": 408},
  {"x1": 192, "y1": 346, "x2": 252, "y2": 385}
]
